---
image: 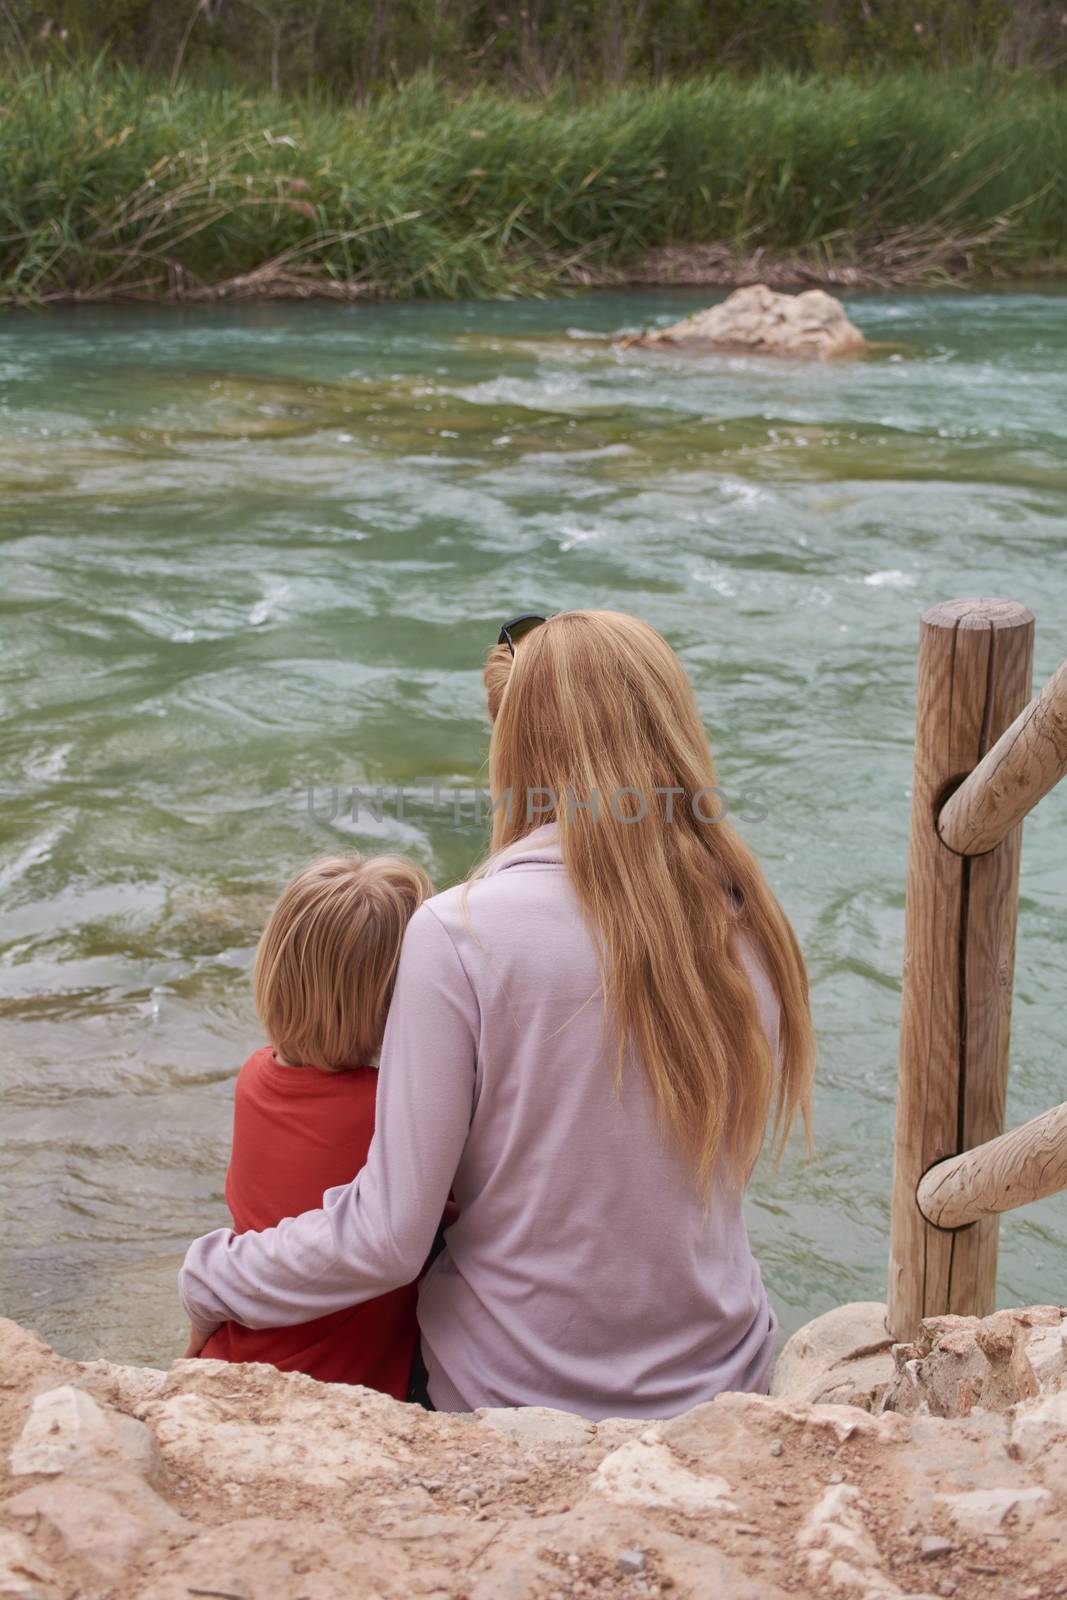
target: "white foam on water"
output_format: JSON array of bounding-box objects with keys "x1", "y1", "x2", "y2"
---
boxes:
[
  {"x1": 0, "y1": 824, "x2": 67, "y2": 893},
  {"x1": 557, "y1": 525, "x2": 603, "y2": 552},
  {"x1": 862, "y1": 569, "x2": 915, "y2": 588}
]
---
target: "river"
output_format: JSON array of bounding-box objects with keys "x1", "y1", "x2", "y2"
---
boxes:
[{"x1": 1, "y1": 289, "x2": 1065, "y2": 1366}]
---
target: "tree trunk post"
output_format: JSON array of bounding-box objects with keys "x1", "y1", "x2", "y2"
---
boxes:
[{"x1": 886, "y1": 598, "x2": 1034, "y2": 1342}]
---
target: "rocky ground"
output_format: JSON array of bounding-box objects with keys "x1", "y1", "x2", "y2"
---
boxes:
[{"x1": 1, "y1": 1305, "x2": 1065, "y2": 1600}]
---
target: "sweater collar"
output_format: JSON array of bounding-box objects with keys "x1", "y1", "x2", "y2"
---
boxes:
[{"x1": 483, "y1": 822, "x2": 562, "y2": 875}]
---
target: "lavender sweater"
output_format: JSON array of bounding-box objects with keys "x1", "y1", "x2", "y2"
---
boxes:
[{"x1": 180, "y1": 827, "x2": 781, "y2": 1419}]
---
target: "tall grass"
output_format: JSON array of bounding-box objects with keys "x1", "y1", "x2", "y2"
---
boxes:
[
  {"x1": 2, "y1": 63, "x2": 1066, "y2": 305},
  {"x1": 10, "y1": 0, "x2": 1067, "y2": 98}
]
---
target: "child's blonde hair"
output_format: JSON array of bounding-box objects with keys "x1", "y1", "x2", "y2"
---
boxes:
[{"x1": 254, "y1": 855, "x2": 432, "y2": 1070}]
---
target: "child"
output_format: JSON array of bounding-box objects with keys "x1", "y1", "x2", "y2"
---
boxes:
[{"x1": 197, "y1": 853, "x2": 432, "y2": 1396}]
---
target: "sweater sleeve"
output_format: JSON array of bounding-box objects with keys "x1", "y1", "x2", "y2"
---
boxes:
[{"x1": 179, "y1": 903, "x2": 478, "y2": 1332}]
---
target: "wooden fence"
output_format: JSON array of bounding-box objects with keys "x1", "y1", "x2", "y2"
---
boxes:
[{"x1": 886, "y1": 599, "x2": 1067, "y2": 1341}]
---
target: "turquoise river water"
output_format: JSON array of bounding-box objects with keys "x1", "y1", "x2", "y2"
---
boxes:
[{"x1": 1, "y1": 289, "x2": 1065, "y2": 1367}]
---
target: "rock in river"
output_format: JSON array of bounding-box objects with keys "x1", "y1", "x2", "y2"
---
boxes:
[{"x1": 630, "y1": 283, "x2": 868, "y2": 359}]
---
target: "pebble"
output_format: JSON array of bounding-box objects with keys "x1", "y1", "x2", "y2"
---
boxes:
[
  {"x1": 769, "y1": 1439, "x2": 783, "y2": 1457},
  {"x1": 828, "y1": 1471, "x2": 844, "y2": 1484},
  {"x1": 566, "y1": 1554, "x2": 580, "y2": 1567},
  {"x1": 939, "y1": 1582, "x2": 957, "y2": 1597},
  {"x1": 454, "y1": 1486, "x2": 477, "y2": 1504},
  {"x1": 921, "y1": 1535, "x2": 954, "y2": 1561},
  {"x1": 618, "y1": 1549, "x2": 646, "y2": 1576}
]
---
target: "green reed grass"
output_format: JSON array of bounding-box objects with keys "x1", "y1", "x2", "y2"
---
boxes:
[{"x1": 2, "y1": 63, "x2": 1065, "y2": 305}]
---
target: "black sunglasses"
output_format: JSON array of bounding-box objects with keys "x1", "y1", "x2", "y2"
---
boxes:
[{"x1": 497, "y1": 613, "x2": 547, "y2": 656}]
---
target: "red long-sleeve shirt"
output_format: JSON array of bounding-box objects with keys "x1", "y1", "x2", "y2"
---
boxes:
[{"x1": 199, "y1": 1047, "x2": 418, "y2": 1397}]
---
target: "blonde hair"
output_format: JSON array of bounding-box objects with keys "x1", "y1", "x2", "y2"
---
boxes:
[
  {"x1": 482, "y1": 610, "x2": 814, "y2": 1192},
  {"x1": 254, "y1": 855, "x2": 432, "y2": 1070}
]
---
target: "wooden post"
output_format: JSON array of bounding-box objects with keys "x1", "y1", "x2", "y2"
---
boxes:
[{"x1": 886, "y1": 599, "x2": 1034, "y2": 1342}]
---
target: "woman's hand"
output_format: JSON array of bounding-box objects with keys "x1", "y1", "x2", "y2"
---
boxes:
[{"x1": 183, "y1": 1323, "x2": 213, "y2": 1359}]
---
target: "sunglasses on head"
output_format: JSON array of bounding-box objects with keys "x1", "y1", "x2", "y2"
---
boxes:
[{"x1": 497, "y1": 613, "x2": 547, "y2": 656}]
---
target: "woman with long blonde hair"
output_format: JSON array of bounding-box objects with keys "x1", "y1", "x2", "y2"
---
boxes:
[{"x1": 182, "y1": 611, "x2": 814, "y2": 1418}]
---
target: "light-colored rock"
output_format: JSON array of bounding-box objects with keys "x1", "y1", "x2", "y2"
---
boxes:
[
  {"x1": 143, "y1": 1388, "x2": 404, "y2": 1490},
  {"x1": 631, "y1": 284, "x2": 868, "y2": 359},
  {"x1": 0, "y1": 1529, "x2": 59, "y2": 1599},
  {"x1": 798, "y1": 1483, "x2": 889, "y2": 1593},
  {"x1": 5, "y1": 1474, "x2": 188, "y2": 1577},
  {"x1": 78, "y1": 1359, "x2": 168, "y2": 1412},
  {"x1": 773, "y1": 1301, "x2": 894, "y2": 1410},
  {"x1": 591, "y1": 1437, "x2": 737, "y2": 1513},
  {"x1": 139, "y1": 1360, "x2": 417, "y2": 1491},
  {"x1": 1010, "y1": 1384, "x2": 1067, "y2": 1465},
  {"x1": 885, "y1": 1305, "x2": 1067, "y2": 1417},
  {"x1": 10, "y1": 1384, "x2": 161, "y2": 1483},
  {"x1": 1019, "y1": 1318, "x2": 1067, "y2": 1389},
  {"x1": 778, "y1": 1302, "x2": 1067, "y2": 1422},
  {"x1": 477, "y1": 1404, "x2": 595, "y2": 1445},
  {"x1": 795, "y1": 1481, "x2": 944, "y2": 1599},
  {"x1": 0, "y1": 1320, "x2": 77, "y2": 1402},
  {"x1": 937, "y1": 1484, "x2": 1052, "y2": 1536}
]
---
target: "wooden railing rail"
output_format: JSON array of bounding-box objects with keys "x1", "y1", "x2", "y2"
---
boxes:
[
  {"x1": 938, "y1": 656, "x2": 1067, "y2": 857},
  {"x1": 916, "y1": 1098, "x2": 1067, "y2": 1231}
]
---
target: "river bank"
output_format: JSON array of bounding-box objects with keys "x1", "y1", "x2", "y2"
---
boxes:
[
  {"x1": 2, "y1": 1305, "x2": 1065, "y2": 1599},
  {"x1": 3, "y1": 66, "x2": 1066, "y2": 308}
]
